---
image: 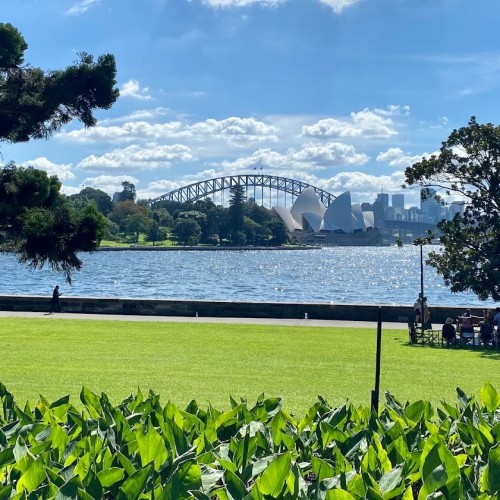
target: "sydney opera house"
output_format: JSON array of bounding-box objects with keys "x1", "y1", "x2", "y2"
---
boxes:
[{"x1": 273, "y1": 187, "x2": 383, "y2": 246}]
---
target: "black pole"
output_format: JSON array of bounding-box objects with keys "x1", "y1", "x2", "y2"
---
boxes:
[
  {"x1": 420, "y1": 244, "x2": 424, "y2": 306},
  {"x1": 371, "y1": 307, "x2": 382, "y2": 413}
]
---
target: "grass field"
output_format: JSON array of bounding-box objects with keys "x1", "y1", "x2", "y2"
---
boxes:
[{"x1": 1, "y1": 317, "x2": 498, "y2": 415}]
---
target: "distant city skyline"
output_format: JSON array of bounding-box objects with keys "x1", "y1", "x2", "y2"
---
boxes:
[{"x1": 2, "y1": 0, "x2": 499, "y2": 209}]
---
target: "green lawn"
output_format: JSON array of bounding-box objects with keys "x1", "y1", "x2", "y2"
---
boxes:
[{"x1": 0, "y1": 318, "x2": 498, "y2": 415}]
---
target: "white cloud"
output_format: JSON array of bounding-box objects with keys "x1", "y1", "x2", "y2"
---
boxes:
[
  {"x1": 137, "y1": 179, "x2": 183, "y2": 200},
  {"x1": 77, "y1": 144, "x2": 194, "y2": 171},
  {"x1": 21, "y1": 157, "x2": 75, "y2": 180},
  {"x1": 301, "y1": 108, "x2": 400, "y2": 139},
  {"x1": 199, "y1": 0, "x2": 362, "y2": 12},
  {"x1": 58, "y1": 116, "x2": 278, "y2": 146},
  {"x1": 65, "y1": 0, "x2": 99, "y2": 15},
  {"x1": 189, "y1": 117, "x2": 279, "y2": 144},
  {"x1": 60, "y1": 185, "x2": 82, "y2": 196},
  {"x1": 120, "y1": 79, "x2": 152, "y2": 100},
  {"x1": 376, "y1": 147, "x2": 438, "y2": 167},
  {"x1": 59, "y1": 121, "x2": 187, "y2": 143},
  {"x1": 318, "y1": 0, "x2": 363, "y2": 14},
  {"x1": 220, "y1": 141, "x2": 368, "y2": 173},
  {"x1": 79, "y1": 175, "x2": 140, "y2": 196},
  {"x1": 99, "y1": 108, "x2": 170, "y2": 125},
  {"x1": 200, "y1": 0, "x2": 285, "y2": 7}
]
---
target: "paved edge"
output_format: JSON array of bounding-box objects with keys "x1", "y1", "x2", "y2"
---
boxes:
[{"x1": 0, "y1": 311, "x2": 408, "y2": 329}]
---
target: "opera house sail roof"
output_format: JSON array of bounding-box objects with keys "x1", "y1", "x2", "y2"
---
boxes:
[{"x1": 273, "y1": 187, "x2": 375, "y2": 235}]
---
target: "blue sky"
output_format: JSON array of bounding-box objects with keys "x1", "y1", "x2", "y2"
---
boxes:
[{"x1": 2, "y1": 0, "x2": 500, "y2": 208}]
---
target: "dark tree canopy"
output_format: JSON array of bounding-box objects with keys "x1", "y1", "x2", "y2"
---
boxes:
[
  {"x1": 404, "y1": 117, "x2": 500, "y2": 301},
  {"x1": 69, "y1": 187, "x2": 113, "y2": 216},
  {"x1": 0, "y1": 23, "x2": 118, "y2": 281},
  {"x1": 228, "y1": 184, "x2": 246, "y2": 243},
  {"x1": 0, "y1": 164, "x2": 107, "y2": 283},
  {"x1": 0, "y1": 22, "x2": 119, "y2": 144},
  {"x1": 116, "y1": 181, "x2": 136, "y2": 202}
]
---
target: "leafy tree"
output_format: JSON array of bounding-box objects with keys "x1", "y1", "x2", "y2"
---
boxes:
[
  {"x1": 173, "y1": 218, "x2": 201, "y2": 246},
  {"x1": 152, "y1": 208, "x2": 173, "y2": 228},
  {"x1": 103, "y1": 220, "x2": 119, "y2": 241},
  {"x1": 243, "y1": 217, "x2": 273, "y2": 246},
  {"x1": 0, "y1": 164, "x2": 106, "y2": 282},
  {"x1": 146, "y1": 221, "x2": 167, "y2": 246},
  {"x1": 107, "y1": 200, "x2": 143, "y2": 229},
  {"x1": 404, "y1": 116, "x2": 500, "y2": 301},
  {"x1": 267, "y1": 219, "x2": 289, "y2": 246},
  {"x1": 231, "y1": 230, "x2": 247, "y2": 246},
  {"x1": 69, "y1": 187, "x2": 113, "y2": 215},
  {"x1": 0, "y1": 23, "x2": 118, "y2": 144},
  {"x1": 116, "y1": 181, "x2": 136, "y2": 202},
  {"x1": 229, "y1": 184, "x2": 246, "y2": 244},
  {"x1": 123, "y1": 213, "x2": 152, "y2": 243},
  {"x1": 0, "y1": 23, "x2": 117, "y2": 281}
]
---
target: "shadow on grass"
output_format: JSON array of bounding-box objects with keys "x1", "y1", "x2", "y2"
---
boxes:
[{"x1": 403, "y1": 340, "x2": 500, "y2": 360}]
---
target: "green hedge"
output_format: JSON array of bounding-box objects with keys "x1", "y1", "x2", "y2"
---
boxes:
[{"x1": 0, "y1": 382, "x2": 499, "y2": 499}]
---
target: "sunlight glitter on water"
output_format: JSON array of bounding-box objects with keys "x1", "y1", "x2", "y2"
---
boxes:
[{"x1": 0, "y1": 246, "x2": 497, "y2": 307}]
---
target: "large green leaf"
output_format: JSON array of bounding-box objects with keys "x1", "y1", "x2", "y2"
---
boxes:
[
  {"x1": 325, "y1": 490, "x2": 355, "y2": 499},
  {"x1": 0, "y1": 447, "x2": 14, "y2": 468},
  {"x1": 258, "y1": 452, "x2": 291, "y2": 497},
  {"x1": 481, "y1": 442, "x2": 500, "y2": 494},
  {"x1": 135, "y1": 419, "x2": 168, "y2": 470},
  {"x1": 378, "y1": 464, "x2": 404, "y2": 498},
  {"x1": 80, "y1": 388, "x2": 102, "y2": 420},
  {"x1": 224, "y1": 469, "x2": 247, "y2": 498},
  {"x1": 479, "y1": 383, "x2": 500, "y2": 413},
  {"x1": 162, "y1": 461, "x2": 202, "y2": 498},
  {"x1": 200, "y1": 464, "x2": 224, "y2": 493},
  {"x1": 419, "y1": 438, "x2": 459, "y2": 498},
  {"x1": 97, "y1": 467, "x2": 125, "y2": 488},
  {"x1": 16, "y1": 457, "x2": 46, "y2": 493},
  {"x1": 118, "y1": 464, "x2": 152, "y2": 500},
  {"x1": 312, "y1": 456, "x2": 335, "y2": 482}
]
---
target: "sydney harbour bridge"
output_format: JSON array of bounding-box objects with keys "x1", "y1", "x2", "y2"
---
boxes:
[
  {"x1": 149, "y1": 174, "x2": 336, "y2": 209},
  {"x1": 149, "y1": 174, "x2": 435, "y2": 240}
]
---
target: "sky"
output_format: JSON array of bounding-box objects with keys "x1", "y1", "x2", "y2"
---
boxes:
[{"x1": 2, "y1": 0, "x2": 500, "y2": 208}]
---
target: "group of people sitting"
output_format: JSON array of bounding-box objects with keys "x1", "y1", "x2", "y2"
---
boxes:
[{"x1": 441, "y1": 307, "x2": 500, "y2": 346}]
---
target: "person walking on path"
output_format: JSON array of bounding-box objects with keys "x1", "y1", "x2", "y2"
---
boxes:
[{"x1": 49, "y1": 285, "x2": 62, "y2": 314}]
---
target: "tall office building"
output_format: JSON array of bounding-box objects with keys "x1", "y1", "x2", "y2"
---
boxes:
[
  {"x1": 392, "y1": 194, "x2": 404, "y2": 209},
  {"x1": 376, "y1": 192, "x2": 389, "y2": 208},
  {"x1": 420, "y1": 188, "x2": 441, "y2": 223}
]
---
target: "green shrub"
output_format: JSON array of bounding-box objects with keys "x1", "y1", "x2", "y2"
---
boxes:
[{"x1": 1, "y1": 383, "x2": 499, "y2": 498}]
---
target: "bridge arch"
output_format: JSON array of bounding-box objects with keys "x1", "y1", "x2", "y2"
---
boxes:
[{"x1": 149, "y1": 174, "x2": 336, "y2": 208}]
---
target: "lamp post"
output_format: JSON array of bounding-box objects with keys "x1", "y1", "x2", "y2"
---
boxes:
[{"x1": 420, "y1": 243, "x2": 424, "y2": 320}]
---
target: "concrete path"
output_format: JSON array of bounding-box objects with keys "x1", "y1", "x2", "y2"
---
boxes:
[{"x1": 0, "y1": 310, "x2": 408, "y2": 330}]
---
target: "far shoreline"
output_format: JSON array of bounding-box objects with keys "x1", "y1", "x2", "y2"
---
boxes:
[{"x1": 97, "y1": 245, "x2": 322, "y2": 251}]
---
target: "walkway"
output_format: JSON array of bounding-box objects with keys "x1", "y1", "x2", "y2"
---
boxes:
[{"x1": 0, "y1": 311, "x2": 407, "y2": 330}]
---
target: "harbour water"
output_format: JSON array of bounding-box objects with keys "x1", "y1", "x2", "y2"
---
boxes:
[{"x1": 0, "y1": 246, "x2": 496, "y2": 307}]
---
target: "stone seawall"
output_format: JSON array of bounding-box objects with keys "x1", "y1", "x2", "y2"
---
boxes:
[{"x1": 0, "y1": 295, "x2": 487, "y2": 324}]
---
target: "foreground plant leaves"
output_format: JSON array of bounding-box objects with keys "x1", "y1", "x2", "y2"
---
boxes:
[{"x1": 0, "y1": 383, "x2": 499, "y2": 498}]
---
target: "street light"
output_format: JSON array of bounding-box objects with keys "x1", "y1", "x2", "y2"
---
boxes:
[{"x1": 420, "y1": 242, "x2": 424, "y2": 324}]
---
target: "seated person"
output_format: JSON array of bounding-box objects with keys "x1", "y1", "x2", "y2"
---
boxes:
[
  {"x1": 480, "y1": 321, "x2": 493, "y2": 343},
  {"x1": 460, "y1": 310, "x2": 475, "y2": 336},
  {"x1": 442, "y1": 318, "x2": 456, "y2": 344},
  {"x1": 480, "y1": 310, "x2": 493, "y2": 343},
  {"x1": 493, "y1": 307, "x2": 500, "y2": 330}
]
